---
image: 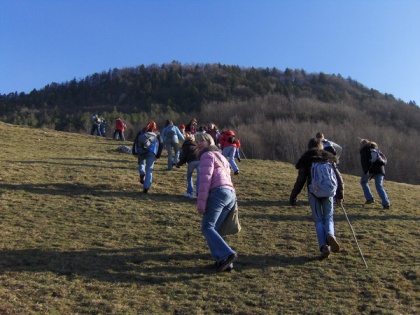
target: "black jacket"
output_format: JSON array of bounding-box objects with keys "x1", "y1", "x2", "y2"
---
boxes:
[
  {"x1": 360, "y1": 143, "x2": 385, "y2": 175},
  {"x1": 177, "y1": 139, "x2": 199, "y2": 166},
  {"x1": 289, "y1": 149, "x2": 344, "y2": 205}
]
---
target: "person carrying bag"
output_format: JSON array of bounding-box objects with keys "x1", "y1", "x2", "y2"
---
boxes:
[{"x1": 195, "y1": 132, "x2": 240, "y2": 272}]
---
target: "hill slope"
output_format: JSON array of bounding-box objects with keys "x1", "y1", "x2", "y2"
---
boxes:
[{"x1": 0, "y1": 122, "x2": 419, "y2": 314}]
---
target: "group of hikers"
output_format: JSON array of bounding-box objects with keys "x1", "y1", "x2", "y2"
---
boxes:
[
  {"x1": 90, "y1": 114, "x2": 127, "y2": 141},
  {"x1": 127, "y1": 118, "x2": 390, "y2": 272}
]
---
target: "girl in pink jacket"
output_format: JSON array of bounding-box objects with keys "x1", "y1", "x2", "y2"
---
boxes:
[{"x1": 195, "y1": 133, "x2": 238, "y2": 272}]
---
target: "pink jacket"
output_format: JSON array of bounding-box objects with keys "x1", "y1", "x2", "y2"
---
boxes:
[{"x1": 197, "y1": 149, "x2": 234, "y2": 213}]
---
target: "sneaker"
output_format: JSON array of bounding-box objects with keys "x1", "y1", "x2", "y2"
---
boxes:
[
  {"x1": 365, "y1": 199, "x2": 375, "y2": 205},
  {"x1": 216, "y1": 253, "x2": 237, "y2": 272},
  {"x1": 183, "y1": 193, "x2": 194, "y2": 198},
  {"x1": 327, "y1": 234, "x2": 340, "y2": 253},
  {"x1": 383, "y1": 204, "x2": 390, "y2": 210},
  {"x1": 143, "y1": 188, "x2": 148, "y2": 193},
  {"x1": 140, "y1": 174, "x2": 145, "y2": 184},
  {"x1": 214, "y1": 262, "x2": 233, "y2": 272},
  {"x1": 320, "y1": 245, "x2": 330, "y2": 259}
]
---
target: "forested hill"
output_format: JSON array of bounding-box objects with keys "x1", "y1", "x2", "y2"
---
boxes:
[{"x1": 1, "y1": 62, "x2": 420, "y2": 184}]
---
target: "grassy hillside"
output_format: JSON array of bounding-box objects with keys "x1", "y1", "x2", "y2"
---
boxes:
[{"x1": 0, "y1": 122, "x2": 418, "y2": 314}]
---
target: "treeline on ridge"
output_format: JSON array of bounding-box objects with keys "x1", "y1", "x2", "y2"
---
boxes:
[{"x1": 1, "y1": 62, "x2": 419, "y2": 184}]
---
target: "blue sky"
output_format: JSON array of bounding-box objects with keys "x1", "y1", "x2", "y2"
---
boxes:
[{"x1": 1, "y1": 0, "x2": 419, "y2": 104}]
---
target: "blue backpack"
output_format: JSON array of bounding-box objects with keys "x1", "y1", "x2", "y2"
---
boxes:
[{"x1": 309, "y1": 162, "x2": 338, "y2": 198}]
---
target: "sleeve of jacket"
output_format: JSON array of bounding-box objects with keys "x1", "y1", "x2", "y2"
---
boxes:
[
  {"x1": 177, "y1": 143, "x2": 189, "y2": 166},
  {"x1": 360, "y1": 148, "x2": 371, "y2": 174},
  {"x1": 175, "y1": 127, "x2": 185, "y2": 142},
  {"x1": 197, "y1": 152, "x2": 215, "y2": 213},
  {"x1": 333, "y1": 163, "x2": 344, "y2": 199},
  {"x1": 156, "y1": 134, "x2": 163, "y2": 159},
  {"x1": 289, "y1": 167, "x2": 308, "y2": 205}
]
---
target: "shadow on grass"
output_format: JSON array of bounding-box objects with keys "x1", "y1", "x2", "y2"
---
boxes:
[
  {"x1": 0, "y1": 247, "x2": 319, "y2": 284},
  {"x1": 9, "y1": 159, "x2": 134, "y2": 170}
]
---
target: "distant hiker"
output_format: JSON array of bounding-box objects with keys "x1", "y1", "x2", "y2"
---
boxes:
[
  {"x1": 133, "y1": 121, "x2": 163, "y2": 193},
  {"x1": 185, "y1": 118, "x2": 197, "y2": 134},
  {"x1": 90, "y1": 113, "x2": 102, "y2": 136},
  {"x1": 207, "y1": 122, "x2": 220, "y2": 146},
  {"x1": 161, "y1": 119, "x2": 185, "y2": 170},
  {"x1": 289, "y1": 138, "x2": 344, "y2": 259},
  {"x1": 359, "y1": 139, "x2": 390, "y2": 209},
  {"x1": 100, "y1": 118, "x2": 106, "y2": 137},
  {"x1": 218, "y1": 129, "x2": 240, "y2": 175},
  {"x1": 316, "y1": 132, "x2": 342, "y2": 160},
  {"x1": 113, "y1": 117, "x2": 127, "y2": 141},
  {"x1": 176, "y1": 133, "x2": 200, "y2": 198},
  {"x1": 195, "y1": 132, "x2": 238, "y2": 272}
]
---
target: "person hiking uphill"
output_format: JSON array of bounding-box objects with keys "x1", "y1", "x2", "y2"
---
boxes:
[
  {"x1": 133, "y1": 121, "x2": 163, "y2": 193},
  {"x1": 218, "y1": 129, "x2": 240, "y2": 175},
  {"x1": 195, "y1": 132, "x2": 238, "y2": 272},
  {"x1": 289, "y1": 138, "x2": 344, "y2": 259},
  {"x1": 359, "y1": 139, "x2": 390, "y2": 209}
]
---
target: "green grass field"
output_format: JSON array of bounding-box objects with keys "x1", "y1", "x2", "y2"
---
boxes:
[{"x1": 0, "y1": 122, "x2": 418, "y2": 314}]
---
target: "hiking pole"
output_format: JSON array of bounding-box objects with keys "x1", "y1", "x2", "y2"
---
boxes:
[
  {"x1": 240, "y1": 148, "x2": 247, "y2": 160},
  {"x1": 339, "y1": 203, "x2": 369, "y2": 269}
]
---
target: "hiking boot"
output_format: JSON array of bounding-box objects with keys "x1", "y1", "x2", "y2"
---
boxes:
[
  {"x1": 383, "y1": 204, "x2": 390, "y2": 210},
  {"x1": 216, "y1": 253, "x2": 237, "y2": 272},
  {"x1": 320, "y1": 245, "x2": 330, "y2": 259},
  {"x1": 327, "y1": 234, "x2": 340, "y2": 253},
  {"x1": 143, "y1": 188, "x2": 148, "y2": 193},
  {"x1": 365, "y1": 199, "x2": 375, "y2": 205},
  {"x1": 140, "y1": 174, "x2": 145, "y2": 184},
  {"x1": 237, "y1": 157, "x2": 241, "y2": 162},
  {"x1": 234, "y1": 170, "x2": 239, "y2": 175}
]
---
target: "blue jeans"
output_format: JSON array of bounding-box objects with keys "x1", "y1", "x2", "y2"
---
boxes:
[
  {"x1": 91, "y1": 124, "x2": 102, "y2": 136},
  {"x1": 113, "y1": 130, "x2": 125, "y2": 141},
  {"x1": 201, "y1": 186, "x2": 236, "y2": 263},
  {"x1": 309, "y1": 193, "x2": 335, "y2": 251},
  {"x1": 165, "y1": 140, "x2": 180, "y2": 170},
  {"x1": 222, "y1": 146, "x2": 239, "y2": 172},
  {"x1": 138, "y1": 152, "x2": 156, "y2": 190},
  {"x1": 360, "y1": 173, "x2": 390, "y2": 206},
  {"x1": 186, "y1": 161, "x2": 200, "y2": 195}
]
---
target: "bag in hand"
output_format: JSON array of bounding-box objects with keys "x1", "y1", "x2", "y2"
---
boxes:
[{"x1": 218, "y1": 202, "x2": 241, "y2": 236}]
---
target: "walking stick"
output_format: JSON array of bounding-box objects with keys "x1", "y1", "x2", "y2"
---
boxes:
[
  {"x1": 339, "y1": 202, "x2": 369, "y2": 269},
  {"x1": 240, "y1": 148, "x2": 247, "y2": 160}
]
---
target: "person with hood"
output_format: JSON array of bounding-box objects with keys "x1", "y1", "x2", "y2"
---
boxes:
[
  {"x1": 135, "y1": 121, "x2": 163, "y2": 193},
  {"x1": 218, "y1": 129, "x2": 240, "y2": 175},
  {"x1": 161, "y1": 119, "x2": 185, "y2": 170},
  {"x1": 176, "y1": 133, "x2": 200, "y2": 198},
  {"x1": 359, "y1": 139, "x2": 390, "y2": 209},
  {"x1": 289, "y1": 138, "x2": 344, "y2": 259},
  {"x1": 195, "y1": 132, "x2": 238, "y2": 272},
  {"x1": 113, "y1": 117, "x2": 127, "y2": 141}
]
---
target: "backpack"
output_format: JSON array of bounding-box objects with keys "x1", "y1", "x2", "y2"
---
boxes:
[
  {"x1": 228, "y1": 135, "x2": 236, "y2": 144},
  {"x1": 370, "y1": 148, "x2": 387, "y2": 166},
  {"x1": 133, "y1": 131, "x2": 156, "y2": 155},
  {"x1": 309, "y1": 162, "x2": 338, "y2": 198},
  {"x1": 321, "y1": 139, "x2": 337, "y2": 156}
]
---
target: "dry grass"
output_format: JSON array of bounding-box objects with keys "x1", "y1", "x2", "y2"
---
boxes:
[{"x1": 0, "y1": 121, "x2": 419, "y2": 314}]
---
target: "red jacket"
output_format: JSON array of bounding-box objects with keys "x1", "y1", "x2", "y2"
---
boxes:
[
  {"x1": 219, "y1": 130, "x2": 236, "y2": 149},
  {"x1": 115, "y1": 119, "x2": 126, "y2": 132}
]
